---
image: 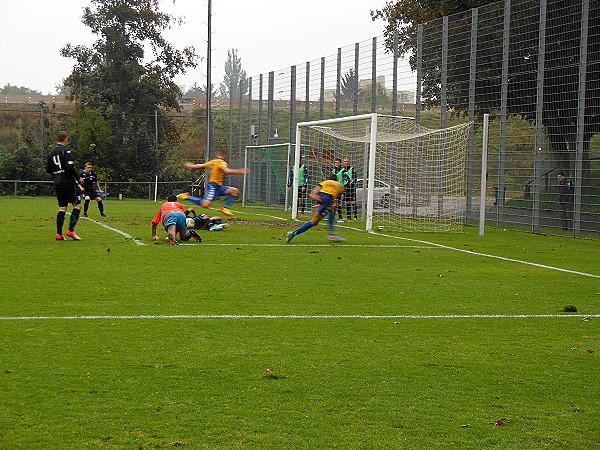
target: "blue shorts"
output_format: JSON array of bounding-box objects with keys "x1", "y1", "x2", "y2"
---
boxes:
[
  {"x1": 163, "y1": 211, "x2": 187, "y2": 231},
  {"x1": 316, "y1": 193, "x2": 334, "y2": 217},
  {"x1": 204, "y1": 182, "x2": 230, "y2": 202}
]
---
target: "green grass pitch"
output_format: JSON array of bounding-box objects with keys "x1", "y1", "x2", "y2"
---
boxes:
[{"x1": 1, "y1": 197, "x2": 598, "y2": 448}]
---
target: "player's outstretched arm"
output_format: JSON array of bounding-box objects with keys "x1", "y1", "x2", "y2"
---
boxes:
[
  {"x1": 223, "y1": 167, "x2": 250, "y2": 175},
  {"x1": 184, "y1": 162, "x2": 207, "y2": 170}
]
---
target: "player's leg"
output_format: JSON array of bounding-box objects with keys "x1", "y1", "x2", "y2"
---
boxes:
[
  {"x1": 96, "y1": 196, "x2": 107, "y2": 216},
  {"x1": 83, "y1": 195, "x2": 90, "y2": 216},
  {"x1": 219, "y1": 186, "x2": 238, "y2": 216},
  {"x1": 287, "y1": 195, "x2": 330, "y2": 242},
  {"x1": 66, "y1": 192, "x2": 83, "y2": 240}
]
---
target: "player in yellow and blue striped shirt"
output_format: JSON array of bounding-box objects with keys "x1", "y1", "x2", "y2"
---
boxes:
[{"x1": 286, "y1": 174, "x2": 345, "y2": 242}]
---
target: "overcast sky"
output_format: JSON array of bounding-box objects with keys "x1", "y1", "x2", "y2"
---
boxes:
[{"x1": 0, "y1": 0, "x2": 389, "y2": 95}]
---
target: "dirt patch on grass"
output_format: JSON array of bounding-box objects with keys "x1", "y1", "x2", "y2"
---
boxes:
[{"x1": 228, "y1": 220, "x2": 296, "y2": 227}]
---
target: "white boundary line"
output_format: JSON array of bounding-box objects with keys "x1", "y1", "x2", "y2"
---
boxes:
[
  {"x1": 368, "y1": 230, "x2": 600, "y2": 279},
  {"x1": 0, "y1": 314, "x2": 597, "y2": 321},
  {"x1": 79, "y1": 216, "x2": 145, "y2": 245},
  {"x1": 179, "y1": 243, "x2": 434, "y2": 248}
]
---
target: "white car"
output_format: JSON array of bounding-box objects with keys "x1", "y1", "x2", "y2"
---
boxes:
[{"x1": 354, "y1": 178, "x2": 396, "y2": 208}]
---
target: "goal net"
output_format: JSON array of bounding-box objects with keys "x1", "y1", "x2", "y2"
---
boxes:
[
  {"x1": 292, "y1": 113, "x2": 472, "y2": 232},
  {"x1": 243, "y1": 143, "x2": 292, "y2": 209}
]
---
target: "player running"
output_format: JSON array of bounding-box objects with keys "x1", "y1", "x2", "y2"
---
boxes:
[
  {"x1": 179, "y1": 150, "x2": 249, "y2": 217},
  {"x1": 286, "y1": 174, "x2": 345, "y2": 243}
]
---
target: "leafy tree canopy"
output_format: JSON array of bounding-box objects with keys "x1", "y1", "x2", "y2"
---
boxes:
[{"x1": 60, "y1": 0, "x2": 199, "y2": 181}]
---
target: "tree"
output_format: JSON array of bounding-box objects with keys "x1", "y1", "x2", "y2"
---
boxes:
[
  {"x1": 335, "y1": 68, "x2": 359, "y2": 103},
  {"x1": 219, "y1": 49, "x2": 248, "y2": 99},
  {"x1": 61, "y1": 0, "x2": 198, "y2": 181},
  {"x1": 371, "y1": 0, "x2": 600, "y2": 174},
  {"x1": 0, "y1": 84, "x2": 42, "y2": 95}
]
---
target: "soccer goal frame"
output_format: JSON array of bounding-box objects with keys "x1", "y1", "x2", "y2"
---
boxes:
[
  {"x1": 292, "y1": 113, "x2": 473, "y2": 232},
  {"x1": 243, "y1": 143, "x2": 292, "y2": 209}
]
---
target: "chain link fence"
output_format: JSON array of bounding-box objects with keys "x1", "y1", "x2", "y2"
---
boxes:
[{"x1": 1, "y1": 0, "x2": 598, "y2": 237}]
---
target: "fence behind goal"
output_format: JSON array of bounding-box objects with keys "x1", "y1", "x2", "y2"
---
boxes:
[{"x1": 290, "y1": 113, "x2": 472, "y2": 232}]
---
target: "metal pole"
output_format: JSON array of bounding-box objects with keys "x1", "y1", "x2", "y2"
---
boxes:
[
  {"x1": 466, "y1": 8, "x2": 478, "y2": 225},
  {"x1": 205, "y1": 0, "x2": 212, "y2": 161},
  {"x1": 574, "y1": 0, "x2": 589, "y2": 237},
  {"x1": 479, "y1": 114, "x2": 490, "y2": 237},
  {"x1": 533, "y1": 0, "x2": 547, "y2": 233},
  {"x1": 498, "y1": 0, "x2": 511, "y2": 228}
]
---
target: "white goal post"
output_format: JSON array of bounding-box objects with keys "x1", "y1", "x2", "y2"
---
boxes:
[{"x1": 292, "y1": 113, "x2": 473, "y2": 232}]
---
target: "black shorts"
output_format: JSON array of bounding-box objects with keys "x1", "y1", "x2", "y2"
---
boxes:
[
  {"x1": 84, "y1": 189, "x2": 99, "y2": 199},
  {"x1": 56, "y1": 185, "x2": 81, "y2": 208},
  {"x1": 343, "y1": 187, "x2": 356, "y2": 202}
]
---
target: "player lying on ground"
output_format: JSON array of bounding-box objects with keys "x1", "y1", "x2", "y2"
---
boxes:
[
  {"x1": 185, "y1": 208, "x2": 229, "y2": 231},
  {"x1": 287, "y1": 174, "x2": 345, "y2": 243},
  {"x1": 152, "y1": 195, "x2": 202, "y2": 245},
  {"x1": 179, "y1": 149, "x2": 250, "y2": 217}
]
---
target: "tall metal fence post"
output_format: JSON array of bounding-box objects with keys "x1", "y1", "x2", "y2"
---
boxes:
[
  {"x1": 353, "y1": 43, "x2": 359, "y2": 115},
  {"x1": 247, "y1": 77, "x2": 253, "y2": 145},
  {"x1": 320, "y1": 57, "x2": 325, "y2": 120},
  {"x1": 336, "y1": 48, "x2": 341, "y2": 118},
  {"x1": 392, "y1": 30, "x2": 398, "y2": 116},
  {"x1": 228, "y1": 84, "x2": 233, "y2": 154},
  {"x1": 290, "y1": 65, "x2": 296, "y2": 142},
  {"x1": 238, "y1": 81, "x2": 243, "y2": 165},
  {"x1": 439, "y1": 16, "x2": 449, "y2": 218},
  {"x1": 533, "y1": 0, "x2": 547, "y2": 233},
  {"x1": 574, "y1": 0, "x2": 590, "y2": 237},
  {"x1": 498, "y1": 0, "x2": 511, "y2": 228},
  {"x1": 371, "y1": 37, "x2": 377, "y2": 113},
  {"x1": 305, "y1": 62, "x2": 310, "y2": 121},
  {"x1": 466, "y1": 8, "x2": 479, "y2": 225},
  {"x1": 268, "y1": 71, "x2": 274, "y2": 143},
  {"x1": 259, "y1": 74, "x2": 264, "y2": 144}
]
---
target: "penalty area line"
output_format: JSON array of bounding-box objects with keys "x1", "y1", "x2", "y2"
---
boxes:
[
  {"x1": 369, "y1": 230, "x2": 600, "y2": 279},
  {"x1": 79, "y1": 216, "x2": 145, "y2": 245},
  {"x1": 0, "y1": 314, "x2": 598, "y2": 321}
]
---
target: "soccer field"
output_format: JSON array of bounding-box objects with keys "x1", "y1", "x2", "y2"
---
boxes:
[{"x1": 1, "y1": 197, "x2": 598, "y2": 448}]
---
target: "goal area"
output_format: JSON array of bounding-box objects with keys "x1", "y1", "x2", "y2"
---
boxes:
[{"x1": 291, "y1": 113, "x2": 472, "y2": 232}]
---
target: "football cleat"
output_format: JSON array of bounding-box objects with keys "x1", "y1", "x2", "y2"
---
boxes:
[
  {"x1": 286, "y1": 231, "x2": 295, "y2": 243},
  {"x1": 66, "y1": 230, "x2": 82, "y2": 241},
  {"x1": 176, "y1": 192, "x2": 190, "y2": 200},
  {"x1": 55, "y1": 234, "x2": 66, "y2": 241},
  {"x1": 167, "y1": 233, "x2": 179, "y2": 245},
  {"x1": 100, "y1": 213, "x2": 108, "y2": 217},
  {"x1": 219, "y1": 207, "x2": 234, "y2": 217},
  {"x1": 328, "y1": 235, "x2": 345, "y2": 242},
  {"x1": 188, "y1": 229, "x2": 202, "y2": 242},
  {"x1": 83, "y1": 213, "x2": 88, "y2": 217}
]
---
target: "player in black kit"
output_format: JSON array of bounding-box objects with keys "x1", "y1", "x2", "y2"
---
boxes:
[
  {"x1": 80, "y1": 162, "x2": 107, "y2": 217},
  {"x1": 45, "y1": 131, "x2": 83, "y2": 240}
]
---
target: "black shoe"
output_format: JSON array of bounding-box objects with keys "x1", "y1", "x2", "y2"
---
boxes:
[
  {"x1": 83, "y1": 213, "x2": 88, "y2": 217},
  {"x1": 100, "y1": 213, "x2": 107, "y2": 217},
  {"x1": 188, "y1": 229, "x2": 202, "y2": 242}
]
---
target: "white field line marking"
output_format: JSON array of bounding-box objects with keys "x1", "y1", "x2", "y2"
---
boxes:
[
  {"x1": 0, "y1": 314, "x2": 598, "y2": 321},
  {"x1": 369, "y1": 230, "x2": 600, "y2": 279},
  {"x1": 179, "y1": 243, "x2": 434, "y2": 248},
  {"x1": 80, "y1": 216, "x2": 145, "y2": 245}
]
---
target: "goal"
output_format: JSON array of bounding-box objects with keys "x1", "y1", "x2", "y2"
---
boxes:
[
  {"x1": 243, "y1": 143, "x2": 292, "y2": 209},
  {"x1": 291, "y1": 113, "x2": 472, "y2": 232}
]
